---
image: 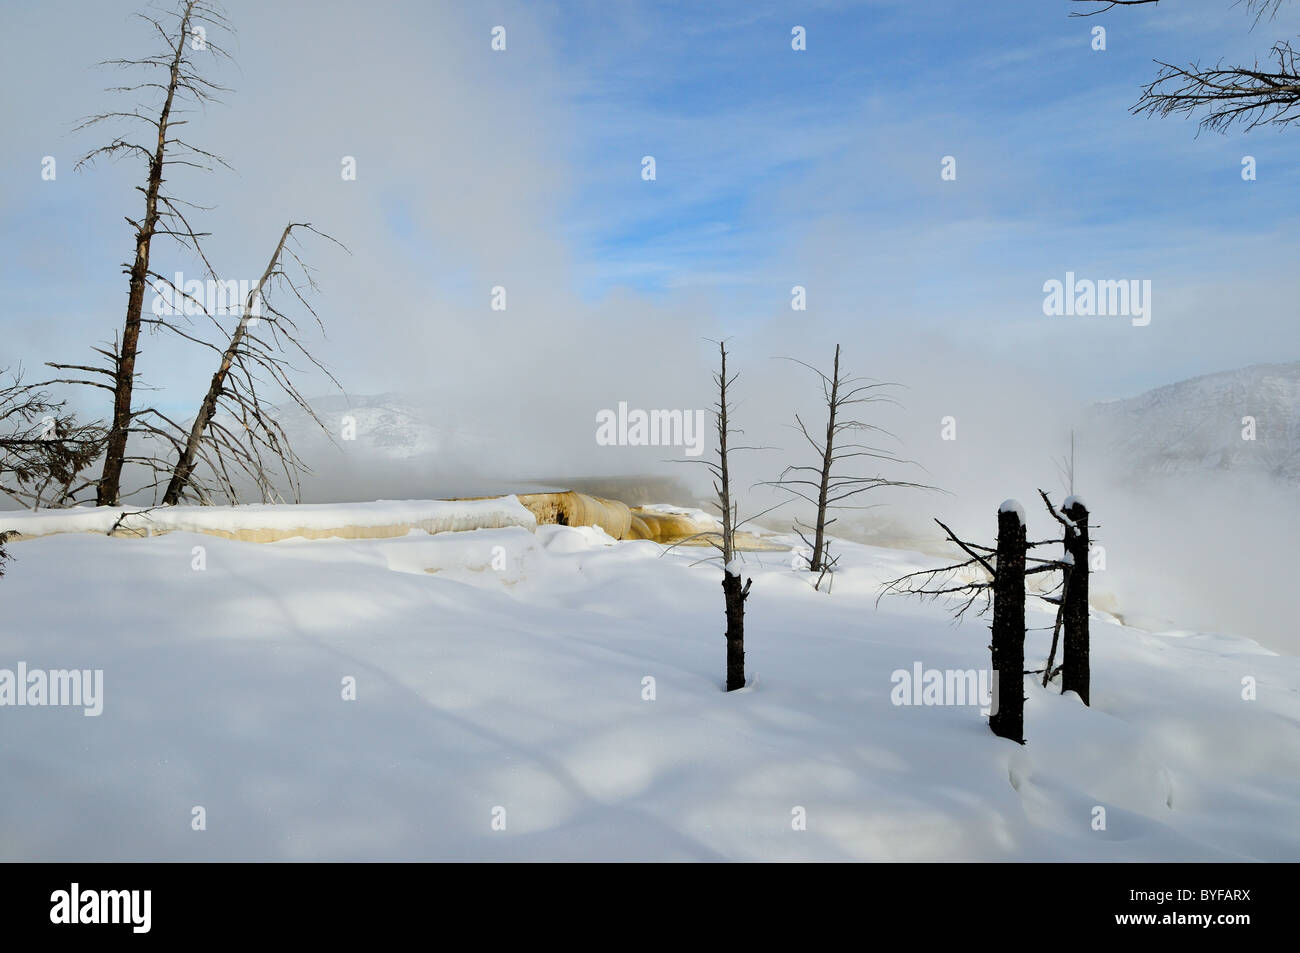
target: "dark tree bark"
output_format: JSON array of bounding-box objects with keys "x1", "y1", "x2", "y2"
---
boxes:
[
  {"x1": 723, "y1": 571, "x2": 751, "y2": 692},
  {"x1": 1041, "y1": 566, "x2": 1069, "y2": 688},
  {"x1": 1061, "y1": 499, "x2": 1091, "y2": 705},
  {"x1": 989, "y1": 506, "x2": 1027, "y2": 744},
  {"x1": 70, "y1": 1, "x2": 232, "y2": 506},
  {"x1": 97, "y1": 2, "x2": 198, "y2": 506},
  {"x1": 810, "y1": 345, "x2": 839, "y2": 571}
]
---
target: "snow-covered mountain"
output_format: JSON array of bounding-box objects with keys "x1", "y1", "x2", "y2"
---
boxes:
[
  {"x1": 1082, "y1": 362, "x2": 1300, "y2": 484},
  {"x1": 285, "y1": 391, "x2": 486, "y2": 462}
]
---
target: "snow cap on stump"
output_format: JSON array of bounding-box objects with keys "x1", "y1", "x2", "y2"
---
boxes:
[{"x1": 998, "y1": 499, "x2": 1025, "y2": 525}]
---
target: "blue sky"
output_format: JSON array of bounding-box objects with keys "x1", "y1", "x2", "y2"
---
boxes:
[
  {"x1": 1, "y1": 0, "x2": 1298, "y2": 421},
  {"x1": 546, "y1": 0, "x2": 1300, "y2": 302}
]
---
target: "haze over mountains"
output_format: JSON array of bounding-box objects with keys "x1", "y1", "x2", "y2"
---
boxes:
[
  {"x1": 59, "y1": 361, "x2": 1290, "y2": 652},
  {"x1": 270, "y1": 362, "x2": 1298, "y2": 656},
  {"x1": 282, "y1": 362, "x2": 1300, "y2": 502},
  {"x1": 277, "y1": 390, "x2": 698, "y2": 505}
]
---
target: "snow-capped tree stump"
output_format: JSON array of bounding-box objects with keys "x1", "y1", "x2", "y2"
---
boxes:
[
  {"x1": 723, "y1": 568, "x2": 752, "y2": 692},
  {"x1": 1061, "y1": 497, "x2": 1090, "y2": 706},
  {"x1": 990, "y1": 503, "x2": 1027, "y2": 744}
]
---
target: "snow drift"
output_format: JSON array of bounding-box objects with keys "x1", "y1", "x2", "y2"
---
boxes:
[
  {"x1": 0, "y1": 496, "x2": 538, "y2": 543},
  {"x1": 0, "y1": 493, "x2": 731, "y2": 548},
  {"x1": 0, "y1": 514, "x2": 1295, "y2": 861}
]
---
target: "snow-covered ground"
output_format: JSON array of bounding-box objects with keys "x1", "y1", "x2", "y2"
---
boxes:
[
  {"x1": 0, "y1": 496, "x2": 536, "y2": 539},
  {"x1": 1, "y1": 517, "x2": 1296, "y2": 861}
]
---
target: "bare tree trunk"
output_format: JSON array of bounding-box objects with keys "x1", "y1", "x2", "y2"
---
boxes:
[
  {"x1": 989, "y1": 506, "x2": 1027, "y2": 744},
  {"x1": 766, "y1": 344, "x2": 933, "y2": 580},
  {"x1": 810, "y1": 344, "x2": 839, "y2": 571},
  {"x1": 162, "y1": 225, "x2": 291, "y2": 505},
  {"x1": 97, "y1": 2, "x2": 198, "y2": 506},
  {"x1": 718, "y1": 346, "x2": 733, "y2": 569},
  {"x1": 1061, "y1": 499, "x2": 1090, "y2": 705},
  {"x1": 723, "y1": 570, "x2": 750, "y2": 691},
  {"x1": 1042, "y1": 566, "x2": 1069, "y2": 688},
  {"x1": 714, "y1": 341, "x2": 751, "y2": 692}
]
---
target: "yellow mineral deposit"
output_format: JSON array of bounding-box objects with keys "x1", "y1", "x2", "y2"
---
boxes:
[{"x1": 3, "y1": 491, "x2": 782, "y2": 550}]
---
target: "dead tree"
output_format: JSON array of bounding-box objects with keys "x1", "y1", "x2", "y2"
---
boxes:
[
  {"x1": 161, "y1": 223, "x2": 344, "y2": 505},
  {"x1": 0, "y1": 524, "x2": 11, "y2": 587},
  {"x1": 1071, "y1": 0, "x2": 1285, "y2": 18},
  {"x1": 878, "y1": 519, "x2": 995, "y2": 622},
  {"x1": 669, "y1": 342, "x2": 770, "y2": 691},
  {"x1": 1070, "y1": 0, "x2": 1162, "y2": 11},
  {"x1": 1039, "y1": 563, "x2": 1071, "y2": 690},
  {"x1": 1061, "y1": 499, "x2": 1091, "y2": 705},
  {"x1": 1038, "y1": 434, "x2": 1080, "y2": 685},
  {"x1": 65, "y1": 0, "x2": 233, "y2": 505},
  {"x1": 765, "y1": 344, "x2": 934, "y2": 589},
  {"x1": 989, "y1": 504, "x2": 1028, "y2": 743},
  {"x1": 881, "y1": 503, "x2": 1066, "y2": 744},
  {"x1": 0, "y1": 369, "x2": 106, "y2": 509},
  {"x1": 1136, "y1": 42, "x2": 1300, "y2": 132},
  {"x1": 1040, "y1": 490, "x2": 1092, "y2": 705},
  {"x1": 1072, "y1": 1, "x2": 1300, "y2": 133},
  {"x1": 713, "y1": 343, "x2": 753, "y2": 691}
]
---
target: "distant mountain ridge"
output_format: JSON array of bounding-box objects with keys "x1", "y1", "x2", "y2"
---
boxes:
[
  {"x1": 1083, "y1": 362, "x2": 1300, "y2": 484},
  {"x1": 294, "y1": 391, "x2": 486, "y2": 461}
]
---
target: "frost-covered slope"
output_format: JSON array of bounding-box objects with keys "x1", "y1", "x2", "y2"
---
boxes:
[
  {"x1": 1084, "y1": 362, "x2": 1300, "y2": 483},
  {"x1": 281, "y1": 391, "x2": 486, "y2": 462},
  {"x1": 1, "y1": 522, "x2": 1295, "y2": 861}
]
